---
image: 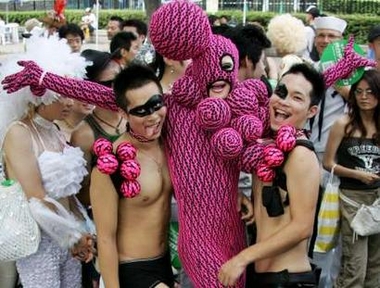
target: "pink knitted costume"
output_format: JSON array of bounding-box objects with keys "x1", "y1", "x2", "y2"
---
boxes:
[{"x1": 149, "y1": 2, "x2": 269, "y2": 286}]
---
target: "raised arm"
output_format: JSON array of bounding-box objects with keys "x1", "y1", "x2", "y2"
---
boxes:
[
  {"x1": 323, "y1": 36, "x2": 376, "y2": 88},
  {"x1": 1, "y1": 61, "x2": 118, "y2": 111}
]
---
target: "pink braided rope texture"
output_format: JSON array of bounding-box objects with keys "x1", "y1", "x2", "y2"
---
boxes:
[
  {"x1": 165, "y1": 99, "x2": 246, "y2": 288},
  {"x1": 43, "y1": 72, "x2": 118, "y2": 111},
  {"x1": 323, "y1": 35, "x2": 377, "y2": 88}
]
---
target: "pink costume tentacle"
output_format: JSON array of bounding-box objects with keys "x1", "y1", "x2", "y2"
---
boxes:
[{"x1": 323, "y1": 35, "x2": 376, "y2": 88}]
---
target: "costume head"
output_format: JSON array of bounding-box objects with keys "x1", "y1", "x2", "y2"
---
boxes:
[{"x1": 150, "y1": 1, "x2": 239, "y2": 99}]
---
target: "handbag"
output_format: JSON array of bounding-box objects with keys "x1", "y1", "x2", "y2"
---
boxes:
[
  {"x1": 314, "y1": 164, "x2": 340, "y2": 253},
  {"x1": 340, "y1": 193, "x2": 380, "y2": 237},
  {"x1": 0, "y1": 179, "x2": 41, "y2": 261}
]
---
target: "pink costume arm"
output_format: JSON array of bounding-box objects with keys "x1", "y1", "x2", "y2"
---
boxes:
[
  {"x1": 323, "y1": 35, "x2": 376, "y2": 88},
  {"x1": 1, "y1": 60, "x2": 118, "y2": 111}
]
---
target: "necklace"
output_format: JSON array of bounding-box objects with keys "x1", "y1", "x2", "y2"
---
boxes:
[
  {"x1": 138, "y1": 149, "x2": 163, "y2": 173},
  {"x1": 93, "y1": 112, "x2": 123, "y2": 134}
]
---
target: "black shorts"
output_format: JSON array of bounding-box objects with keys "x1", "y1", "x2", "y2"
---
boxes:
[
  {"x1": 252, "y1": 269, "x2": 318, "y2": 288},
  {"x1": 119, "y1": 251, "x2": 174, "y2": 288}
]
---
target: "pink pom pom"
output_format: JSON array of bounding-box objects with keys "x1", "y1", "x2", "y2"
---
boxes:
[
  {"x1": 196, "y1": 98, "x2": 231, "y2": 131},
  {"x1": 231, "y1": 115, "x2": 263, "y2": 142},
  {"x1": 276, "y1": 131, "x2": 296, "y2": 152},
  {"x1": 120, "y1": 160, "x2": 141, "y2": 180},
  {"x1": 93, "y1": 138, "x2": 113, "y2": 157},
  {"x1": 116, "y1": 142, "x2": 137, "y2": 161},
  {"x1": 226, "y1": 86, "x2": 259, "y2": 117},
  {"x1": 96, "y1": 154, "x2": 119, "y2": 174},
  {"x1": 211, "y1": 128, "x2": 243, "y2": 159},
  {"x1": 278, "y1": 125, "x2": 296, "y2": 137},
  {"x1": 263, "y1": 145, "x2": 285, "y2": 167},
  {"x1": 120, "y1": 180, "x2": 141, "y2": 198},
  {"x1": 256, "y1": 164, "x2": 276, "y2": 182},
  {"x1": 240, "y1": 143, "x2": 264, "y2": 173}
]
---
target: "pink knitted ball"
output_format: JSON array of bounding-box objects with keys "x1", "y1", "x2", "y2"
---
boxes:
[
  {"x1": 120, "y1": 159, "x2": 141, "y2": 181},
  {"x1": 276, "y1": 131, "x2": 296, "y2": 152},
  {"x1": 256, "y1": 163, "x2": 276, "y2": 182},
  {"x1": 93, "y1": 138, "x2": 113, "y2": 157},
  {"x1": 231, "y1": 115, "x2": 263, "y2": 142},
  {"x1": 226, "y1": 87, "x2": 259, "y2": 117},
  {"x1": 196, "y1": 98, "x2": 231, "y2": 131},
  {"x1": 263, "y1": 145, "x2": 285, "y2": 167},
  {"x1": 116, "y1": 142, "x2": 137, "y2": 161},
  {"x1": 96, "y1": 154, "x2": 119, "y2": 174},
  {"x1": 278, "y1": 125, "x2": 297, "y2": 137},
  {"x1": 120, "y1": 180, "x2": 141, "y2": 198},
  {"x1": 240, "y1": 78, "x2": 269, "y2": 106},
  {"x1": 211, "y1": 128, "x2": 243, "y2": 159},
  {"x1": 240, "y1": 143, "x2": 264, "y2": 173}
]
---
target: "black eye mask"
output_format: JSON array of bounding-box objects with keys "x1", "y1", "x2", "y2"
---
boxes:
[
  {"x1": 128, "y1": 94, "x2": 165, "y2": 117},
  {"x1": 274, "y1": 83, "x2": 288, "y2": 99}
]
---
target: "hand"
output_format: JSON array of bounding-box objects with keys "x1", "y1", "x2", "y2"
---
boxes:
[
  {"x1": 356, "y1": 171, "x2": 380, "y2": 185},
  {"x1": 237, "y1": 193, "x2": 254, "y2": 225},
  {"x1": 1, "y1": 60, "x2": 46, "y2": 96},
  {"x1": 218, "y1": 255, "x2": 246, "y2": 286},
  {"x1": 71, "y1": 233, "x2": 97, "y2": 263}
]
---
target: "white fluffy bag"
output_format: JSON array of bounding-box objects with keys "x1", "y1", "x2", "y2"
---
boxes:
[
  {"x1": 0, "y1": 180, "x2": 41, "y2": 261},
  {"x1": 340, "y1": 193, "x2": 380, "y2": 237}
]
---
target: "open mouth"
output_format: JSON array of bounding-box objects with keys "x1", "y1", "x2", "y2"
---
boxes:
[
  {"x1": 274, "y1": 109, "x2": 290, "y2": 121},
  {"x1": 208, "y1": 80, "x2": 230, "y2": 98},
  {"x1": 145, "y1": 121, "x2": 161, "y2": 137}
]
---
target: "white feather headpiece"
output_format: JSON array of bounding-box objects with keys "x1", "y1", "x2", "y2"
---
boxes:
[{"x1": 0, "y1": 36, "x2": 88, "y2": 147}]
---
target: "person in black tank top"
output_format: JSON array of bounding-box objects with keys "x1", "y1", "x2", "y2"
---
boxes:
[{"x1": 323, "y1": 69, "x2": 380, "y2": 288}]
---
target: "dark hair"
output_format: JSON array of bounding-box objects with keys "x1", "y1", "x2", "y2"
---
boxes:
[
  {"x1": 80, "y1": 49, "x2": 112, "y2": 81},
  {"x1": 345, "y1": 69, "x2": 380, "y2": 144},
  {"x1": 110, "y1": 31, "x2": 138, "y2": 59},
  {"x1": 113, "y1": 65, "x2": 163, "y2": 111},
  {"x1": 149, "y1": 51, "x2": 165, "y2": 80},
  {"x1": 208, "y1": 15, "x2": 219, "y2": 26},
  {"x1": 109, "y1": 15, "x2": 124, "y2": 29},
  {"x1": 58, "y1": 23, "x2": 84, "y2": 40},
  {"x1": 122, "y1": 19, "x2": 148, "y2": 37},
  {"x1": 282, "y1": 63, "x2": 325, "y2": 107},
  {"x1": 221, "y1": 24, "x2": 271, "y2": 68}
]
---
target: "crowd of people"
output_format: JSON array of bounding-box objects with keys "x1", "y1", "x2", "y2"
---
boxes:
[{"x1": 0, "y1": 1, "x2": 379, "y2": 288}]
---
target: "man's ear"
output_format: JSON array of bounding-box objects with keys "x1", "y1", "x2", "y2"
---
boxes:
[
  {"x1": 118, "y1": 108, "x2": 129, "y2": 121},
  {"x1": 307, "y1": 105, "x2": 319, "y2": 119}
]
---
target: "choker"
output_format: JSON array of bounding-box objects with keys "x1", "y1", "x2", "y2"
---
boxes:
[
  {"x1": 128, "y1": 129, "x2": 155, "y2": 143},
  {"x1": 33, "y1": 114, "x2": 55, "y2": 130},
  {"x1": 126, "y1": 122, "x2": 155, "y2": 143}
]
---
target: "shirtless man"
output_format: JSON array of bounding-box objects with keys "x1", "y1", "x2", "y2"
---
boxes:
[
  {"x1": 218, "y1": 63, "x2": 325, "y2": 287},
  {"x1": 90, "y1": 65, "x2": 174, "y2": 288}
]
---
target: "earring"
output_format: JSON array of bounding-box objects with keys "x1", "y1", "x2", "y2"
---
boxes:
[{"x1": 170, "y1": 67, "x2": 174, "y2": 74}]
